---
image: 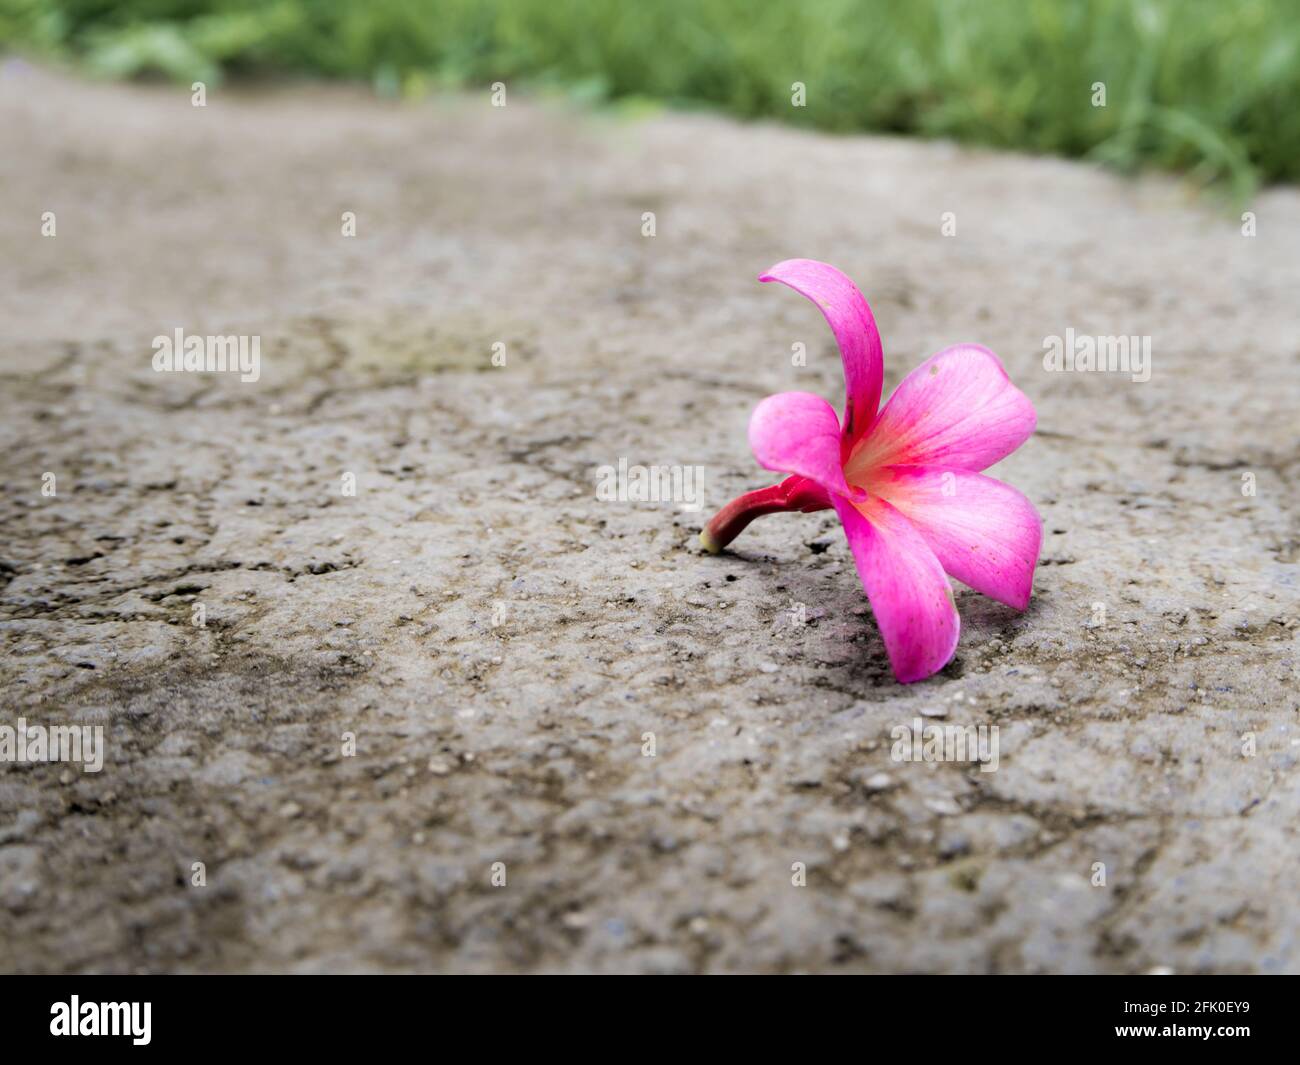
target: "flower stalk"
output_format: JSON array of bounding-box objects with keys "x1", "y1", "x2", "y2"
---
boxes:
[{"x1": 700, "y1": 475, "x2": 829, "y2": 553}]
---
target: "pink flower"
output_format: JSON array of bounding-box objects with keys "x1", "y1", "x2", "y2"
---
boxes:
[{"x1": 702, "y1": 259, "x2": 1041, "y2": 683}]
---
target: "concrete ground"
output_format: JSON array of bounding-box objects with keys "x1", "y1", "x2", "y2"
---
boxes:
[{"x1": 0, "y1": 63, "x2": 1297, "y2": 973}]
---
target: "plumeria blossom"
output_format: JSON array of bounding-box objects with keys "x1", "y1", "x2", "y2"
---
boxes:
[{"x1": 701, "y1": 259, "x2": 1041, "y2": 683}]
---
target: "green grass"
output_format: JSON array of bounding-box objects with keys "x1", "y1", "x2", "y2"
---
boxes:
[{"x1": 3, "y1": 0, "x2": 1298, "y2": 196}]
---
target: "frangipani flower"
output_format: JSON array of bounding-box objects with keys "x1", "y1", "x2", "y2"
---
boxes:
[{"x1": 702, "y1": 259, "x2": 1041, "y2": 683}]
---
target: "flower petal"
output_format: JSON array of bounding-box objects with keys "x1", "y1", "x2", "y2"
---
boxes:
[
  {"x1": 831, "y1": 493, "x2": 960, "y2": 683},
  {"x1": 844, "y1": 344, "x2": 1036, "y2": 476},
  {"x1": 781, "y1": 474, "x2": 834, "y2": 512},
  {"x1": 749, "y1": 391, "x2": 856, "y2": 498},
  {"x1": 759, "y1": 259, "x2": 883, "y2": 446},
  {"x1": 863, "y1": 465, "x2": 1042, "y2": 610}
]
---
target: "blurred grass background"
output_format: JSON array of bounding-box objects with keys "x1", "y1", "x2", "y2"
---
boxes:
[{"x1": 2, "y1": 0, "x2": 1297, "y2": 197}]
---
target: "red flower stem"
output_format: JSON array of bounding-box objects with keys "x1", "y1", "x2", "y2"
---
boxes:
[
  {"x1": 700, "y1": 475, "x2": 832, "y2": 553},
  {"x1": 700, "y1": 484, "x2": 788, "y2": 553}
]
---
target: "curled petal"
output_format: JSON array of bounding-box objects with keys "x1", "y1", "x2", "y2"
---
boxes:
[
  {"x1": 863, "y1": 465, "x2": 1042, "y2": 610},
  {"x1": 845, "y1": 344, "x2": 1036, "y2": 477},
  {"x1": 759, "y1": 259, "x2": 883, "y2": 446},
  {"x1": 749, "y1": 391, "x2": 856, "y2": 498},
  {"x1": 831, "y1": 494, "x2": 960, "y2": 683}
]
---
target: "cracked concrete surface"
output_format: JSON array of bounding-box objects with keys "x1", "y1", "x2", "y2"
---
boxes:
[{"x1": 1, "y1": 65, "x2": 1297, "y2": 973}]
